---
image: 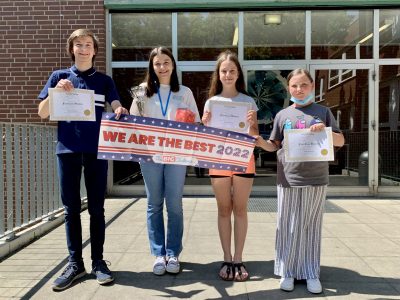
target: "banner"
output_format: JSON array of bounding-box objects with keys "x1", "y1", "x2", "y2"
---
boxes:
[{"x1": 98, "y1": 113, "x2": 256, "y2": 172}]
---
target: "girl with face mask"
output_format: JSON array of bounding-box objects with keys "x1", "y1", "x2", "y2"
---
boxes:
[{"x1": 255, "y1": 68, "x2": 344, "y2": 294}]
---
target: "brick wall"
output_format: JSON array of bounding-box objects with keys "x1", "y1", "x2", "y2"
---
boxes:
[{"x1": 0, "y1": 0, "x2": 106, "y2": 124}]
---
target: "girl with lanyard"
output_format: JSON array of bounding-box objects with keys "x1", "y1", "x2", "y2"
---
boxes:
[{"x1": 130, "y1": 47, "x2": 200, "y2": 275}]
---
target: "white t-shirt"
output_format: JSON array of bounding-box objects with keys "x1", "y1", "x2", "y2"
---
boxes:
[
  {"x1": 139, "y1": 83, "x2": 200, "y2": 122},
  {"x1": 204, "y1": 93, "x2": 258, "y2": 132},
  {"x1": 204, "y1": 92, "x2": 258, "y2": 113}
]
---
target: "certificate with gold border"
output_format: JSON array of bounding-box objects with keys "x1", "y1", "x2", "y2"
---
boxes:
[
  {"x1": 49, "y1": 88, "x2": 95, "y2": 121},
  {"x1": 284, "y1": 127, "x2": 334, "y2": 162},
  {"x1": 208, "y1": 100, "x2": 251, "y2": 133}
]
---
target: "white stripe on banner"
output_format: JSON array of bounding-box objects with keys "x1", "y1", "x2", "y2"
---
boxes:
[{"x1": 98, "y1": 113, "x2": 256, "y2": 172}]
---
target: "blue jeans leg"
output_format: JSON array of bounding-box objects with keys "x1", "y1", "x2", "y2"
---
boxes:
[
  {"x1": 164, "y1": 164, "x2": 186, "y2": 257},
  {"x1": 141, "y1": 163, "x2": 186, "y2": 257}
]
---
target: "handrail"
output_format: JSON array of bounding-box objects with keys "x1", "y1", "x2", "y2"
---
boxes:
[{"x1": 0, "y1": 123, "x2": 86, "y2": 240}]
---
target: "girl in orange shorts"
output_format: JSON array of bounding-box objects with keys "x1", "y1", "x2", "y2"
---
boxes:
[
  {"x1": 208, "y1": 155, "x2": 256, "y2": 178},
  {"x1": 202, "y1": 50, "x2": 258, "y2": 282}
]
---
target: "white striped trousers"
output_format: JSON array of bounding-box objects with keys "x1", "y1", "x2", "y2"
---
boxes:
[{"x1": 274, "y1": 185, "x2": 327, "y2": 279}]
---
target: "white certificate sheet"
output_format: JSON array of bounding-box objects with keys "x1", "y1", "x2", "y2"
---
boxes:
[
  {"x1": 49, "y1": 88, "x2": 95, "y2": 121},
  {"x1": 208, "y1": 100, "x2": 251, "y2": 133},
  {"x1": 284, "y1": 127, "x2": 334, "y2": 162}
]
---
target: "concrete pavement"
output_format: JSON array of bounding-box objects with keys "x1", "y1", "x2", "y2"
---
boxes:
[{"x1": 0, "y1": 197, "x2": 399, "y2": 299}]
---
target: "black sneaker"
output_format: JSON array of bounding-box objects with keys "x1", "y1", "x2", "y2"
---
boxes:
[
  {"x1": 91, "y1": 260, "x2": 114, "y2": 285},
  {"x1": 52, "y1": 262, "x2": 86, "y2": 291}
]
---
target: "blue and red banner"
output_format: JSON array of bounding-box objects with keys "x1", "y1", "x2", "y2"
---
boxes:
[{"x1": 98, "y1": 113, "x2": 255, "y2": 172}]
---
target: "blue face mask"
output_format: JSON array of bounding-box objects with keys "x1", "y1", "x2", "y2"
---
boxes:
[{"x1": 290, "y1": 93, "x2": 314, "y2": 106}]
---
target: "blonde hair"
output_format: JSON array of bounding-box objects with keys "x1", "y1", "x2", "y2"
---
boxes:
[{"x1": 287, "y1": 68, "x2": 314, "y2": 84}]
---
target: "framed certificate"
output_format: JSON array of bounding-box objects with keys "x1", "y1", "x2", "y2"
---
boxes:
[
  {"x1": 284, "y1": 127, "x2": 334, "y2": 162},
  {"x1": 208, "y1": 100, "x2": 251, "y2": 133},
  {"x1": 49, "y1": 88, "x2": 95, "y2": 121}
]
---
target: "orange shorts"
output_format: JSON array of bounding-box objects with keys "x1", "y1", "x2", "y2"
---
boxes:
[{"x1": 209, "y1": 154, "x2": 255, "y2": 177}]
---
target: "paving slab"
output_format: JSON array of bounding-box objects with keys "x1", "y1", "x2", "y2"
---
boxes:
[{"x1": 0, "y1": 197, "x2": 397, "y2": 299}]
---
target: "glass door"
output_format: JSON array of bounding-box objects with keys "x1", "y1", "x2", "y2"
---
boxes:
[
  {"x1": 310, "y1": 64, "x2": 376, "y2": 193},
  {"x1": 109, "y1": 68, "x2": 216, "y2": 196},
  {"x1": 243, "y1": 64, "x2": 375, "y2": 195},
  {"x1": 243, "y1": 65, "x2": 304, "y2": 194},
  {"x1": 180, "y1": 68, "x2": 214, "y2": 194}
]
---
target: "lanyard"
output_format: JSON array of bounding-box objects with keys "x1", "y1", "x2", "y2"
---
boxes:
[{"x1": 157, "y1": 88, "x2": 172, "y2": 117}]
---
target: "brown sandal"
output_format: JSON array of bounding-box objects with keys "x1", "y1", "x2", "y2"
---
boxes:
[
  {"x1": 234, "y1": 262, "x2": 249, "y2": 282},
  {"x1": 219, "y1": 262, "x2": 234, "y2": 281}
]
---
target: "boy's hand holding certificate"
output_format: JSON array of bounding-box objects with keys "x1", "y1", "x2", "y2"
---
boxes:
[
  {"x1": 284, "y1": 127, "x2": 334, "y2": 162},
  {"x1": 49, "y1": 88, "x2": 95, "y2": 121},
  {"x1": 208, "y1": 100, "x2": 251, "y2": 133}
]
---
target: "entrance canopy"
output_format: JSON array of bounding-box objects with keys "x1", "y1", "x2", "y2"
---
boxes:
[{"x1": 104, "y1": 0, "x2": 397, "y2": 10}]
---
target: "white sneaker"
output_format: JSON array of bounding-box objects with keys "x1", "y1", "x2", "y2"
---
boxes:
[
  {"x1": 166, "y1": 256, "x2": 180, "y2": 274},
  {"x1": 153, "y1": 256, "x2": 166, "y2": 275},
  {"x1": 307, "y1": 278, "x2": 322, "y2": 294},
  {"x1": 280, "y1": 277, "x2": 294, "y2": 291}
]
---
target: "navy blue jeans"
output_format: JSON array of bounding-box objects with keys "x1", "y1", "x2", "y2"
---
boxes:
[{"x1": 57, "y1": 153, "x2": 107, "y2": 264}]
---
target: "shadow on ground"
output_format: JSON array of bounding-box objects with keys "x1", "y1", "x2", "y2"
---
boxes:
[{"x1": 24, "y1": 260, "x2": 397, "y2": 299}]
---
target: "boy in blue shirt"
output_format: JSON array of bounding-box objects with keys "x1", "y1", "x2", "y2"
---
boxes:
[{"x1": 38, "y1": 29, "x2": 128, "y2": 291}]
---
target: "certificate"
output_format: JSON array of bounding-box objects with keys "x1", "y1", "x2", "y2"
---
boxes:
[
  {"x1": 284, "y1": 127, "x2": 334, "y2": 162},
  {"x1": 208, "y1": 100, "x2": 251, "y2": 133},
  {"x1": 49, "y1": 88, "x2": 95, "y2": 121}
]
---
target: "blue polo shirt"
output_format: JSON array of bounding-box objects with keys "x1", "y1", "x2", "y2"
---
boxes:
[{"x1": 38, "y1": 65, "x2": 120, "y2": 154}]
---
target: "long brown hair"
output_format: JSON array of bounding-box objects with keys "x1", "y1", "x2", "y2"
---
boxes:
[
  {"x1": 208, "y1": 50, "x2": 247, "y2": 98},
  {"x1": 144, "y1": 47, "x2": 180, "y2": 97}
]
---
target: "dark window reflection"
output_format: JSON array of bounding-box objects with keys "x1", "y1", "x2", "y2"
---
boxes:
[
  {"x1": 112, "y1": 68, "x2": 147, "y2": 185},
  {"x1": 315, "y1": 69, "x2": 369, "y2": 183},
  {"x1": 379, "y1": 10, "x2": 400, "y2": 59},
  {"x1": 178, "y1": 12, "x2": 238, "y2": 61},
  {"x1": 112, "y1": 68, "x2": 147, "y2": 111},
  {"x1": 111, "y1": 13, "x2": 172, "y2": 61},
  {"x1": 311, "y1": 10, "x2": 373, "y2": 59},
  {"x1": 244, "y1": 12, "x2": 305, "y2": 60},
  {"x1": 379, "y1": 65, "x2": 400, "y2": 185}
]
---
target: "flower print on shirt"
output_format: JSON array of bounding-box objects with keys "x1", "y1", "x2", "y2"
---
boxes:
[
  {"x1": 295, "y1": 115, "x2": 306, "y2": 129},
  {"x1": 283, "y1": 118, "x2": 292, "y2": 130}
]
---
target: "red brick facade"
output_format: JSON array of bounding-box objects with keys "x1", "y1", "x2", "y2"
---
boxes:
[{"x1": 0, "y1": 0, "x2": 106, "y2": 123}]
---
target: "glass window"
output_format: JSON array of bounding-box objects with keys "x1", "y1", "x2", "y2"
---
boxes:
[
  {"x1": 244, "y1": 11, "x2": 305, "y2": 60},
  {"x1": 246, "y1": 69, "x2": 291, "y2": 185},
  {"x1": 311, "y1": 10, "x2": 373, "y2": 59},
  {"x1": 379, "y1": 65, "x2": 400, "y2": 185},
  {"x1": 182, "y1": 71, "x2": 213, "y2": 117},
  {"x1": 112, "y1": 68, "x2": 147, "y2": 112},
  {"x1": 379, "y1": 9, "x2": 400, "y2": 59},
  {"x1": 315, "y1": 68, "x2": 369, "y2": 186},
  {"x1": 112, "y1": 68, "x2": 148, "y2": 186},
  {"x1": 247, "y1": 70, "x2": 290, "y2": 136},
  {"x1": 177, "y1": 12, "x2": 238, "y2": 61},
  {"x1": 182, "y1": 71, "x2": 214, "y2": 181},
  {"x1": 328, "y1": 69, "x2": 356, "y2": 89},
  {"x1": 111, "y1": 13, "x2": 172, "y2": 61}
]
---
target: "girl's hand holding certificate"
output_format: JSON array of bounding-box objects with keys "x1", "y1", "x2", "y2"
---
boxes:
[{"x1": 202, "y1": 100, "x2": 252, "y2": 133}]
